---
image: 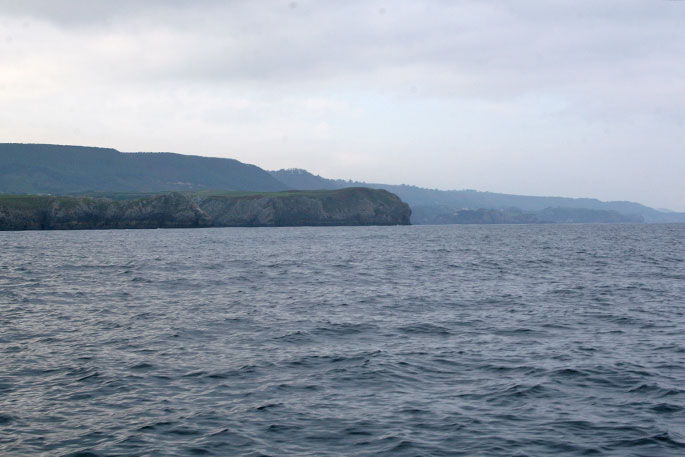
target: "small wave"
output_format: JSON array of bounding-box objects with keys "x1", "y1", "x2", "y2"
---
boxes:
[
  {"x1": 273, "y1": 330, "x2": 312, "y2": 343},
  {"x1": 185, "y1": 447, "x2": 214, "y2": 456},
  {"x1": 398, "y1": 323, "x2": 452, "y2": 336},
  {"x1": 499, "y1": 382, "x2": 551, "y2": 399},
  {"x1": 286, "y1": 351, "x2": 378, "y2": 369},
  {"x1": 628, "y1": 383, "x2": 682, "y2": 397},
  {"x1": 167, "y1": 427, "x2": 202, "y2": 436},
  {"x1": 312, "y1": 322, "x2": 378, "y2": 337},
  {"x1": 480, "y1": 363, "x2": 544, "y2": 376},
  {"x1": 616, "y1": 431, "x2": 685, "y2": 449},
  {"x1": 493, "y1": 327, "x2": 546, "y2": 337},
  {"x1": 549, "y1": 367, "x2": 588, "y2": 378},
  {"x1": 651, "y1": 403, "x2": 683, "y2": 414},
  {"x1": 130, "y1": 276, "x2": 152, "y2": 283},
  {"x1": 255, "y1": 402, "x2": 283, "y2": 412},
  {"x1": 63, "y1": 451, "x2": 102, "y2": 457},
  {"x1": 76, "y1": 372, "x2": 100, "y2": 382},
  {"x1": 204, "y1": 364, "x2": 263, "y2": 379}
]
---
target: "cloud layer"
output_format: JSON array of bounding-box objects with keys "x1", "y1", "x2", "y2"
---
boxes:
[{"x1": 1, "y1": 0, "x2": 684, "y2": 209}]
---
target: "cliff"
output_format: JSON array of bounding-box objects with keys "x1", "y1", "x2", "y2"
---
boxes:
[
  {"x1": 194, "y1": 188, "x2": 410, "y2": 226},
  {"x1": 0, "y1": 188, "x2": 411, "y2": 230}
]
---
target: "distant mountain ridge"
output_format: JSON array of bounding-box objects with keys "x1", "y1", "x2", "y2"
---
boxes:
[
  {"x1": 269, "y1": 168, "x2": 685, "y2": 223},
  {"x1": 0, "y1": 143, "x2": 286, "y2": 194}
]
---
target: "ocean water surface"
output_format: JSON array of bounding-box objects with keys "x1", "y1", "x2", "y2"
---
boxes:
[{"x1": 1, "y1": 224, "x2": 684, "y2": 456}]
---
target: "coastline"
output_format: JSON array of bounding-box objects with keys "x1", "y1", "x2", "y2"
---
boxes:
[{"x1": 0, "y1": 188, "x2": 412, "y2": 231}]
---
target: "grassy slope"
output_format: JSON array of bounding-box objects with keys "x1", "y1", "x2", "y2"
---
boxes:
[{"x1": 0, "y1": 143, "x2": 287, "y2": 194}]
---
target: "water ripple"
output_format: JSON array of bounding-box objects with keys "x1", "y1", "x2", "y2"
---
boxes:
[{"x1": 1, "y1": 224, "x2": 684, "y2": 456}]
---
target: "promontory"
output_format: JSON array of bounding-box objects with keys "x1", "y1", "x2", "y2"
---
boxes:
[{"x1": 0, "y1": 188, "x2": 412, "y2": 231}]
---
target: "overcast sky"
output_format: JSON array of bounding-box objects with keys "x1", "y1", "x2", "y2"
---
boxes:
[{"x1": 1, "y1": 1, "x2": 684, "y2": 210}]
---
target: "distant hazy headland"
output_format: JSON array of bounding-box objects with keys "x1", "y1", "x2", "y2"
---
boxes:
[
  {"x1": 1, "y1": 143, "x2": 683, "y2": 227},
  {"x1": 270, "y1": 169, "x2": 684, "y2": 224}
]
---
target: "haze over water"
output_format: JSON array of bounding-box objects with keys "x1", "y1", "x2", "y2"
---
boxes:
[{"x1": 1, "y1": 224, "x2": 684, "y2": 456}]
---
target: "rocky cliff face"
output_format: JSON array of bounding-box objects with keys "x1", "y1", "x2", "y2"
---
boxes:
[
  {"x1": 0, "y1": 188, "x2": 411, "y2": 230},
  {"x1": 0, "y1": 193, "x2": 210, "y2": 230},
  {"x1": 196, "y1": 188, "x2": 411, "y2": 227}
]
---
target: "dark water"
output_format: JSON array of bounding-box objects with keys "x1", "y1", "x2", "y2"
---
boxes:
[{"x1": 1, "y1": 224, "x2": 684, "y2": 457}]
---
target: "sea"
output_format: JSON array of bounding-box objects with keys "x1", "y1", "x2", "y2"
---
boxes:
[{"x1": 1, "y1": 224, "x2": 684, "y2": 457}]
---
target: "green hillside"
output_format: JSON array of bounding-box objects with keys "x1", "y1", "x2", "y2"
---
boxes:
[{"x1": 0, "y1": 143, "x2": 287, "y2": 194}]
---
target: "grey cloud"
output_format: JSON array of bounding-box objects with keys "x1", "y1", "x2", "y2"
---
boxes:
[
  {"x1": 0, "y1": 0, "x2": 201, "y2": 25},
  {"x1": 1, "y1": 0, "x2": 683, "y2": 209},
  {"x1": 5, "y1": 0, "x2": 682, "y2": 103}
]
